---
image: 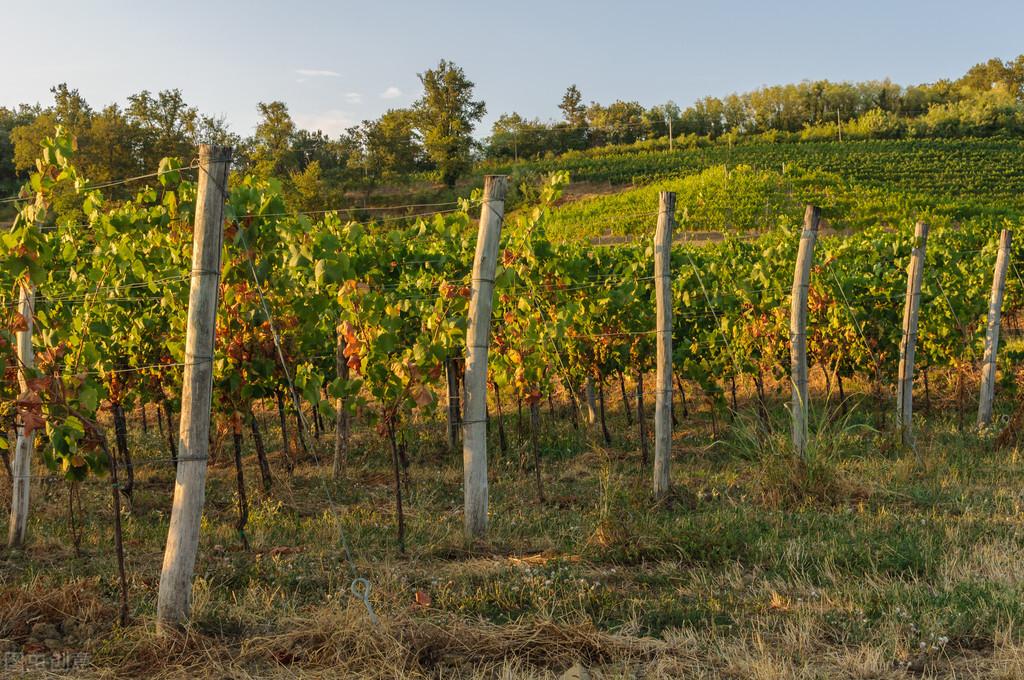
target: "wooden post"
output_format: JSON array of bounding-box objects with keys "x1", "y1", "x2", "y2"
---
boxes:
[
  {"x1": 463, "y1": 175, "x2": 506, "y2": 540},
  {"x1": 156, "y1": 144, "x2": 231, "y2": 632},
  {"x1": 978, "y1": 229, "x2": 1012, "y2": 428},
  {"x1": 896, "y1": 221, "x2": 928, "y2": 449},
  {"x1": 7, "y1": 284, "x2": 35, "y2": 547},
  {"x1": 790, "y1": 205, "x2": 820, "y2": 461},
  {"x1": 653, "y1": 191, "x2": 675, "y2": 497},
  {"x1": 583, "y1": 377, "x2": 598, "y2": 425}
]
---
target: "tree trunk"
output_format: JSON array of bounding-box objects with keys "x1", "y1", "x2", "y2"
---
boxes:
[
  {"x1": 334, "y1": 334, "x2": 350, "y2": 479},
  {"x1": 140, "y1": 403, "x2": 148, "y2": 436},
  {"x1": 1, "y1": 411, "x2": 13, "y2": 480},
  {"x1": 597, "y1": 371, "x2": 611, "y2": 444},
  {"x1": 445, "y1": 356, "x2": 460, "y2": 452},
  {"x1": 923, "y1": 366, "x2": 931, "y2": 414},
  {"x1": 529, "y1": 400, "x2": 545, "y2": 502},
  {"x1": 249, "y1": 410, "x2": 272, "y2": 493},
  {"x1": 103, "y1": 437, "x2": 129, "y2": 626},
  {"x1": 398, "y1": 429, "x2": 412, "y2": 498},
  {"x1": 676, "y1": 374, "x2": 689, "y2": 418},
  {"x1": 312, "y1": 400, "x2": 323, "y2": 440},
  {"x1": 516, "y1": 397, "x2": 524, "y2": 444},
  {"x1": 957, "y1": 365, "x2": 966, "y2": 433},
  {"x1": 162, "y1": 400, "x2": 177, "y2": 468},
  {"x1": 112, "y1": 403, "x2": 134, "y2": 509},
  {"x1": 293, "y1": 407, "x2": 309, "y2": 459},
  {"x1": 636, "y1": 369, "x2": 649, "y2": 466},
  {"x1": 566, "y1": 383, "x2": 581, "y2": 431},
  {"x1": 66, "y1": 482, "x2": 83, "y2": 558},
  {"x1": 491, "y1": 380, "x2": 508, "y2": 455},
  {"x1": 385, "y1": 422, "x2": 406, "y2": 554},
  {"x1": 275, "y1": 390, "x2": 294, "y2": 474},
  {"x1": 755, "y1": 369, "x2": 770, "y2": 429},
  {"x1": 231, "y1": 424, "x2": 250, "y2": 551},
  {"x1": 708, "y1": 393, "x2": 720, "y2": 439},
  {"x1": 618, "y1": 371, "x2": 633, "y2": 426}
]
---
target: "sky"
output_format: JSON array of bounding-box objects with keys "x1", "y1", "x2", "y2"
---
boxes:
[{"x1": 2, "y1": 0, "x2": 1023, "y2": 138}]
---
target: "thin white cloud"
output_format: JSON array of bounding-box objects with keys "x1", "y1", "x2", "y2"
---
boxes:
[
  {"x1": 380, "y1": 86, "x2": 402, "y2": 99},
  {"x1": 296, "y1": 69, "x2": 341, "y2": 77},
  {"x1": 345, "y1": 92, "x2": 363, "y2": 104},
  {"x1": 293, "y1": 110, "x2": 356, "y2": 137}
]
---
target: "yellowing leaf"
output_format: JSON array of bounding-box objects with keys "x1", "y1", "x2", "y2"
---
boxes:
[{"x1": 412, "y1": 385, "x2": 433, "y2": 408}]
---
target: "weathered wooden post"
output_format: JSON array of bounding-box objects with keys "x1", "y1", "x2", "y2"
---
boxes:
[
  {"x1": 897, "y1": 221, "x2": 928, "y2": 449},
  {"x1": 156, "y1": 144, "x2": 231, "y2": 632},
  {"x1": 463, "y1": 175, "x2": 507, "y2": 540},
  {"x1": 8, "y1": 284, "x2": 35, "y2": 547},
  {"x1": 653, "y1": 191, "x2": 675, "y2": 497},
  {"x1": 978, "y1": 229, "x2": 1012, "y2": 428},
  {"x1": 790, "y1": 205, "x2": 820, "y2": 461},
  {"x1": 583, "y1": 377, "x2": 598, "y2": 425}
]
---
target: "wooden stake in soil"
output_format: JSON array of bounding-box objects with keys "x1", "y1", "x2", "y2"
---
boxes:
[
  {"x1": 790, "y1": 205, "x2": 820, "y2": 461},
  {"x1": 8, "y1": 283, "x2": 35, "y2": 548},
  {"x1": 463, "y1": 175, "x2": 507, "y2": 540},
  {"x1": 583, "y1": 377, "x2": 598, "y2": 426},
  {"x1": 978, "y1": 228, "x2": 1012, "y2": 428},
  {"x1": 896, "y1": 221, "x2": 928, "y2": 450},
  {"x1": 156, "y1": 144, "x2": 231, "y2": 633},
  {"x1": 653, "y1": 191, "x2": 675, "y2": 497}
]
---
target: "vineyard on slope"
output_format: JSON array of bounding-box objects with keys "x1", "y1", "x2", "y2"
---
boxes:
[{"x1": 487, "y1": 137, "x2": 1024, "y2": 222}]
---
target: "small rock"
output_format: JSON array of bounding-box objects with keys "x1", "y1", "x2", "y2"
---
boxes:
[{"x1": 560, "y1": 663, "x2": 591, "y2": 680}]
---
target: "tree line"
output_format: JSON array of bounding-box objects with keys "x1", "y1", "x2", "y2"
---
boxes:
[
  {"x1": 0, "y1": 60, "x2": 485, "y2": 209},
  {"x1": 486, "y1": 55, "x2": 1024, "y2": 159},
  {"x1": 2, "y1": 55, "x2": 1023, "y2": 208}
]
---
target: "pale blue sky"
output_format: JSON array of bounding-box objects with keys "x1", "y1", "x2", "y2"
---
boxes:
[{"x1": 2, "y1": 0, "x2": 1022, "y2": 137}]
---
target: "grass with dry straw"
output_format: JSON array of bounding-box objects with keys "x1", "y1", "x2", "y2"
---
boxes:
[{"x1": 4, "y1": 375, "x2": 1024, "y2": 678}]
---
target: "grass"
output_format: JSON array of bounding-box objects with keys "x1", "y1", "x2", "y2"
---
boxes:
[{"x1": 3, "y1": 377, "x2": 1024, "y2": 678}]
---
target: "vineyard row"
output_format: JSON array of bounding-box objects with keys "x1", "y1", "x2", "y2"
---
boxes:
[{"x1": 2, "y1": 135, "x2": 1022, "y2": 631}]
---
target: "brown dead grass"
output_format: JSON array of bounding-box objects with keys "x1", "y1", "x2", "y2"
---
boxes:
[
  {"x1": 0, "y1": 577, "x2": 113, "y2": 644},
  {"x1": 79, "y1": 605, "x2": 661, "y2": 679}
]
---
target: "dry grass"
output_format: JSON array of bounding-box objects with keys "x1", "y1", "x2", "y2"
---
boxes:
[{"x1": 4, "y1": 375, "x2": 1024, "y2": 678}]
